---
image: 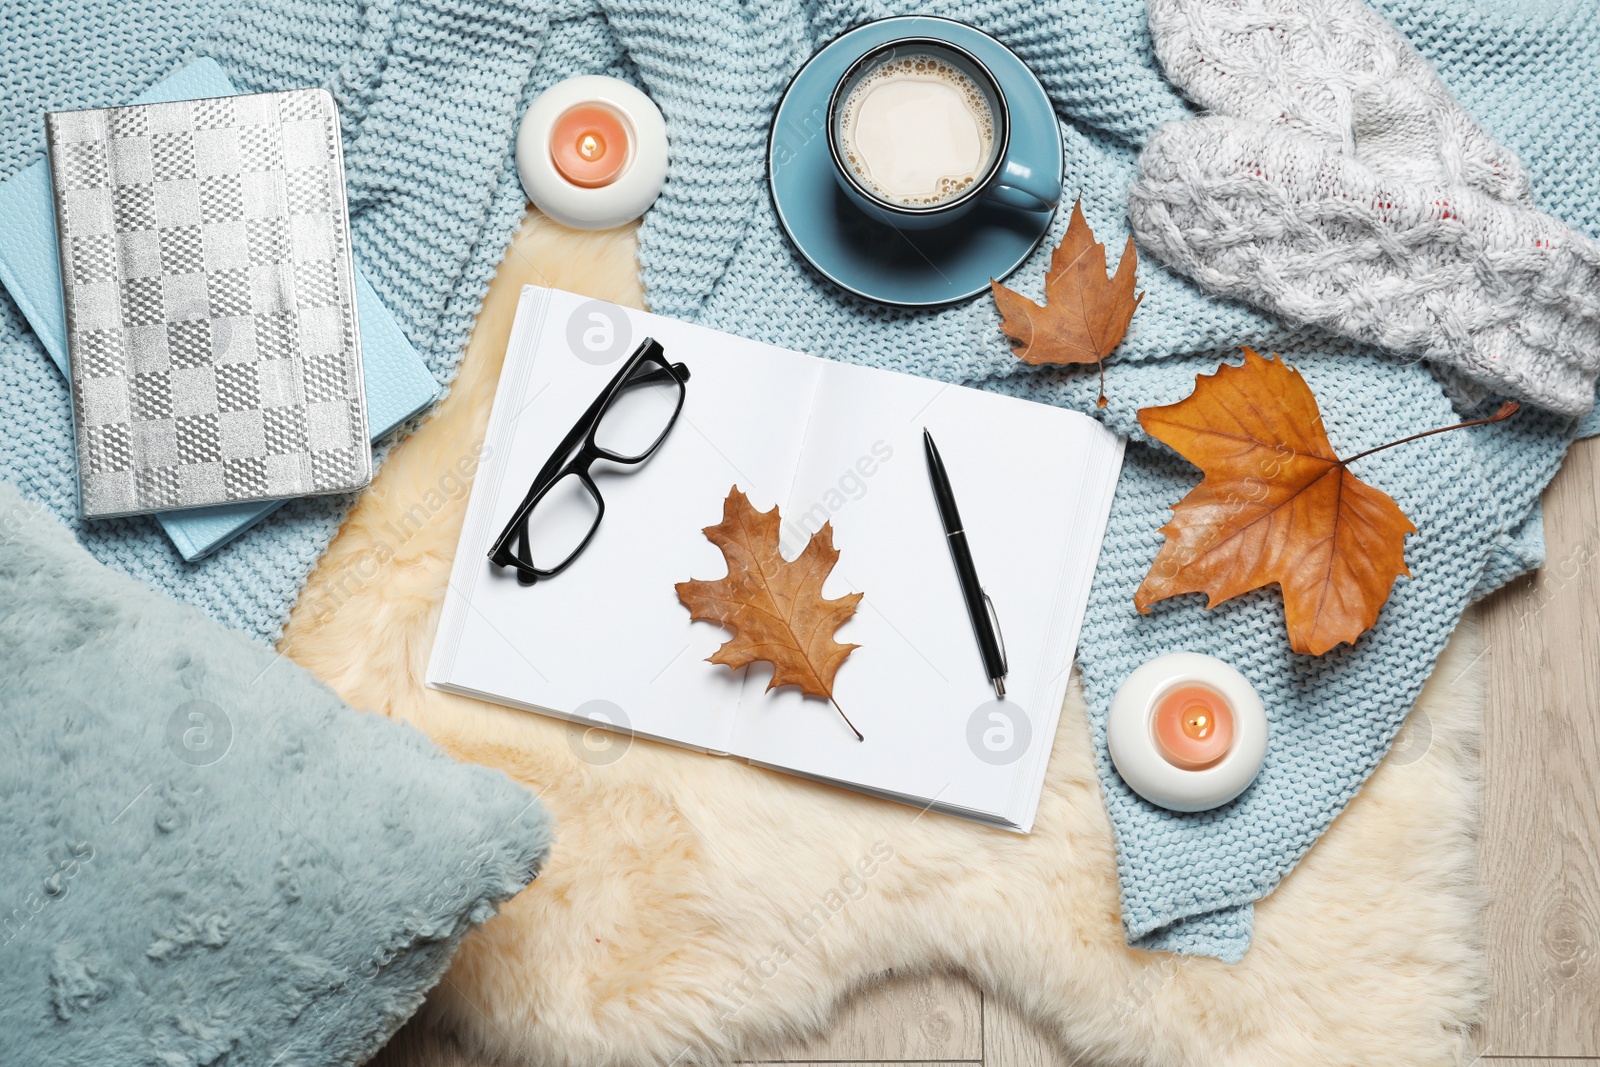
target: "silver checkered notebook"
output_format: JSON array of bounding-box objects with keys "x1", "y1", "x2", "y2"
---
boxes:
[{"x1": 46, "y1": 88, "x2": 371, "y2": 519}]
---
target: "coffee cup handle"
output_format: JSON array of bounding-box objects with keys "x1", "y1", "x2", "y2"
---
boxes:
[{"x1": 985, "y1": 158, "x2": 1061, "y2": 213}]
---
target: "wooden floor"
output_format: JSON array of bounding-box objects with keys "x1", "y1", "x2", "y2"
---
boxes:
[
  {"x1": 1478, "y1": 433, "x2": 1600, "y2": 1061},
  {"x1": 368, "y1": 440, "x2": 1600, "y2": 1066}
]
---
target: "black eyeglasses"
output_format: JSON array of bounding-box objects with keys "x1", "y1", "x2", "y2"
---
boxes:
[{"x1": 489, "y1": 337, "x2": 689, "y2": 585}]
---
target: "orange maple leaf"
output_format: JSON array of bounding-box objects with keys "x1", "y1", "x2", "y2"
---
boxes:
[
  {"x1": 991, "y1": 198, "x2": 1143, "y2": 405},
  {"x1": 676, "y1": 487, "x2": 864, "y2": 739},
  {"x1": 1133, "y1": 348, "x2": 1418, "y2": 656}
]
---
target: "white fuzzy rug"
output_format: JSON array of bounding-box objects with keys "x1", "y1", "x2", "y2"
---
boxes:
[{"x1": 281, "y1": 213, "x2": 1487, "y2": 1067}]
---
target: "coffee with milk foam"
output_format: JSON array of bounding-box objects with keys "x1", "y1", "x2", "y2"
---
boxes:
[{"x1": 838, "y1": 54, "x2": 996, "y2": 208}]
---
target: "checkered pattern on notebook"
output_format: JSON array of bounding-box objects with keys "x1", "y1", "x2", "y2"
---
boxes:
[{"x1": 46, "y1": 88, "x2": 371, "y2": 519}]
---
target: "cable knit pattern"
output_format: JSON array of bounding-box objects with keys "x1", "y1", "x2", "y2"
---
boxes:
[
  {"x1": 1134, "y1": 116, "x2": 1600, "y2": 415},
  {"x1": 3, "y1": 0, "x2": 1596, "y2": 959},
  {"x1": 1129, "y1": 0, "x2": 1600, "y2": 416},
  {"x1": 1148, "y1": 0, "x2": 1531, "y2": 196}
]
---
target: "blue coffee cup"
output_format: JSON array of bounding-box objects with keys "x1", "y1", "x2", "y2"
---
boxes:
[{"x1": 825, "y1": 37, "x2": 1060, "y2": 231}]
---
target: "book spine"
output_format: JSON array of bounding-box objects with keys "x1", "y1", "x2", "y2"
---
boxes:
[{"x1": 42, "y1": 112, "x2": 93, "y2": 519}]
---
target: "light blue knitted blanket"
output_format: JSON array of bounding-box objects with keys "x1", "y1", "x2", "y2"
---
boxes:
[{"x1": 5, "y1": 0, "x2": 1597, "y2": 960}]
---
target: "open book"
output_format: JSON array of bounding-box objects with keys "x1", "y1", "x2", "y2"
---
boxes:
[{"x1": 428, "y1": 287, "x2": 1123, "y2": 831}]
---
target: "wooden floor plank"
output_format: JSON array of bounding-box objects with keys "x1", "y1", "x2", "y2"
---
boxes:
[
  {"x1": 981, "y1": 994, "x2": 1064, "y2": 1067},
  {"x1": 751, "y1": 971, "x2": 983, "y2": 1063},
  {"x1": 1479, "y1": 436, "x2": 1600, "y2": 1058},
  {"x1": 365, "y1": 1019, "x2": 471, "y2": 1067}
]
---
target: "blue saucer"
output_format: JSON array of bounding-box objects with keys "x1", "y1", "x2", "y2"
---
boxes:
[{"x1": 767, "y1": 17, "x2": 1063, "y2": 308}]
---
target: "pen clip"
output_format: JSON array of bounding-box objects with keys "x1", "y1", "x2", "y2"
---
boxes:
[{"x1": 981, "y1": 588, "x2": 1007, "y2": 676}]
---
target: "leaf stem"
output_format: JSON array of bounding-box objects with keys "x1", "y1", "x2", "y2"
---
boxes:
[
  {"x1": 1341, "y1": 401, "x2": 1519, "y2": 466},
  {"x1": 1096, "y1": 359, "x2": 1107, "y2": 409},
  {"x1": 830, "y1": 696, "x2": 864, "y2": 742}
]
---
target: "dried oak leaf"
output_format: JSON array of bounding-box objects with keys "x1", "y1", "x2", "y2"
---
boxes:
[
  {"x1": 1133, "y1": 348, "x2": 1416, "y2": 656},
  {"x1": 991, "y1": 198, "x2": 1143, "y2": 405},
  {"x1": 676, "y1": 487, "x2": 864, "y2": 739}
]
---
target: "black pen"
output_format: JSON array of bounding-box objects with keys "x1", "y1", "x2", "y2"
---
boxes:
[{"x1": 922, "y1": 429, "x2": 1008, "y2": 699}]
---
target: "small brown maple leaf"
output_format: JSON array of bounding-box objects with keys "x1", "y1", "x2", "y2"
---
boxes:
[
  {"x1": 991, "y1": 198, "x2": 1143, "y2": 406},
  {"x1": 1134, "y1": 348, "x2": 1517, "y2": 655},
  {"x1": 676, "y1": 487, "x2": 864, "y2": 740}
]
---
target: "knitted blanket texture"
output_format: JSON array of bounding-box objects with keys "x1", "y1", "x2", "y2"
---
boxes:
[{"x1": 4, "y1": 0, "x2": 1597, "y2": 959}]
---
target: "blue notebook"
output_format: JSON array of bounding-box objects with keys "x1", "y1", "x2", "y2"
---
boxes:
[{"x1": 0, "y1": 59, "x2": 439, "y2": 559}]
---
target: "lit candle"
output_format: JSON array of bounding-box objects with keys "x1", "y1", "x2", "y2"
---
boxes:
[
  {"x1": 517, "y1": 76, "x2": 668, "y2": 229},
  {"x1": 1152, "y1": 684, "x2": 1234, "y2": 770},
  {"x1": 550, "y1": 104, "x2": 631, "y2": 188},
  {"x1": 1106, "y1": 652, "x2": 1267, "y2": 812}
]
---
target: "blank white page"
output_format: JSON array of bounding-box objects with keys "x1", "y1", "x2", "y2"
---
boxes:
[
  {"x1": 726, "y1": 358, "x2": 1120, "y2": 827},
  {"x1": 429, "y1": 287, "x2": 821, "y2": 752}
]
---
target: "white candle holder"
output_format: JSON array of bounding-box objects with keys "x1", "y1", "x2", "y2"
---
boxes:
[
  {"x1": 1106, "y1": 652, "x2": 1268, "y2": 813},
  {"x1": 516, "y1": 75, "x2": 669, "y2": 230}
]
